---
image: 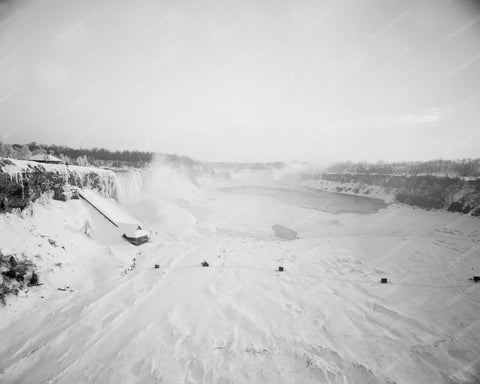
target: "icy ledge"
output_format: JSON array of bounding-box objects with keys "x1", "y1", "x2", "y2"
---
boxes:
[{"x1": 0, "y1": 158, "x2": 117, "y2": 211}]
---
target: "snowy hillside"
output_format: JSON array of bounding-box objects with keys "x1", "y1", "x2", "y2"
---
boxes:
[{"x1": 0, "y1": 165, "x2": 479, "y2": 384}]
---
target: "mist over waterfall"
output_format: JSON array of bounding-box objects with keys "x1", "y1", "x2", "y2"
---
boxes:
[
  {"x1": 108, "y1": 159, "x2": 211, "y2": 238},
  {"x1": 113, "y1": 169, "x2": 146, "y2": 204}
]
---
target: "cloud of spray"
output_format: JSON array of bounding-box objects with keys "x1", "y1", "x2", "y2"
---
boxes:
[
  {"x1": 223, "y1": 162, "x2": 317, "y2": 187},
  {"x1": 128, "y1": 155, "x2": 208, "y2": 238},
  {"x1": 120, "y1": 157, "x2": 318, "y2": 237},
  {"x1": 141, "y1": 155, "x2": 205, "y2": 206}
]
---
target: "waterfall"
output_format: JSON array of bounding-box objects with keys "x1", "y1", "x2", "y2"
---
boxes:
[{"x1": 113, "y1": 169, "x2": 146, "y2": 204}]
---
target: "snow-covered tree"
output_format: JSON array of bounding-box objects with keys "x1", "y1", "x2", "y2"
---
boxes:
[
  {"x1": 18, "y1": 145, "x2": 32, "y2": 160},
  {"x1": 76, "y1": 155, "x2": 90, "y2": 166},
  {"x1": 0, "y1": 138, "x2": 15, "y2": 158},
  {"x1": 59, "y1": 154, "x2": 71, "y2": 165}
]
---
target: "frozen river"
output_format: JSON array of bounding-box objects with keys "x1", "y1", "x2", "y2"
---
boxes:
[{"x1": 219, "y1": 186, "x2": 387, "y2": 215}]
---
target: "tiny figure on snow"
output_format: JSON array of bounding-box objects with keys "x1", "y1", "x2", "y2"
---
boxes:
[
  {"x1": 82, "y1": 220, "x2": 92, "y2": 236},
  {"x1": 3, "y1": 196, "x2": 9, "y2": 212}
]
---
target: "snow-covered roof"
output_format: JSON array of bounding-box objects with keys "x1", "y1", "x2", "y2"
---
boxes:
[
  {"x1": 132, "y1": 229, "x2": 149, "y2": 238},
  {"x1": 79, "y1": 190, "x2": 141, "y2": 227},
  {"x1": 28, "y1": 154, "x2": 63, "y2": 163},
  {"x1": 120, "y1": 223, "x2": 149, "y2": 238}
]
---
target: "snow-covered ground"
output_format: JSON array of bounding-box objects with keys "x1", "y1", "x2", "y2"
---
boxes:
[{"x1": 0, "y1": 169, "x2": 479, "y2": 384}]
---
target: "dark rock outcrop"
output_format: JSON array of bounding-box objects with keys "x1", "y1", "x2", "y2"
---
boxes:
[
  {"x1": 0, "y1": 158, "x2": 116, "y2": 212},
  {"x1": 307, "y1": 173, "x2": 480, "y2": 215}
]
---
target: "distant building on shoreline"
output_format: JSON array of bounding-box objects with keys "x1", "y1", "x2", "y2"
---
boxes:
[{"x1": 28, "y1": 154, "x2": 63, "y2": 164}]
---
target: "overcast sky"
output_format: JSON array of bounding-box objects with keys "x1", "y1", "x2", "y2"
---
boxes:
[{"x1": 0, "y1": 0, "x2": 479, "y2": 163}]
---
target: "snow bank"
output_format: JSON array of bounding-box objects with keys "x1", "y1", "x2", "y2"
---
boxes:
[
  {"x1": 79, "y1": 189, "x2": 141, "y2": 227},
  {"x1": 300, "y1": 177, "x2": 395, "y2": 203},
  {"x1": 1, "y1": 186, "x2": 479, "y2": 383},
  {"x1": 0, "y1": 197, "x2": 136, "y2": 327},
  {"x1": 2, "y1": 159, "x2": 479, "y2": 384}
]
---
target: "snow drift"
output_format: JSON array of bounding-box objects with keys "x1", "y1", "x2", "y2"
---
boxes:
[{"x1": 1, "y1": 159, "x2": 480, "y2": 384}]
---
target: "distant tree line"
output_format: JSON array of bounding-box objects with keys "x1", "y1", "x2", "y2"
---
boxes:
[
  {"x1": 0, "y1": 140, "x2": 154, "y2": 167},
  {"x1": 210, "y1": 162, "x2": 286, "y2": 170},
  {"x1": 325, "y1": 159, "x2": 480, "y2": 177}
]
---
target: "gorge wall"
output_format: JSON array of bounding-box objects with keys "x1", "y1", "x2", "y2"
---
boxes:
[
  {"x1": 301, "y1": 173, "x2": 480, "y2": 215},
  {"x1": 0, "y1": 158, "x2": 117, "y2": 212},
  {"x1": 0, "y1": 155, "x2": 213, "y2": 213}
]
